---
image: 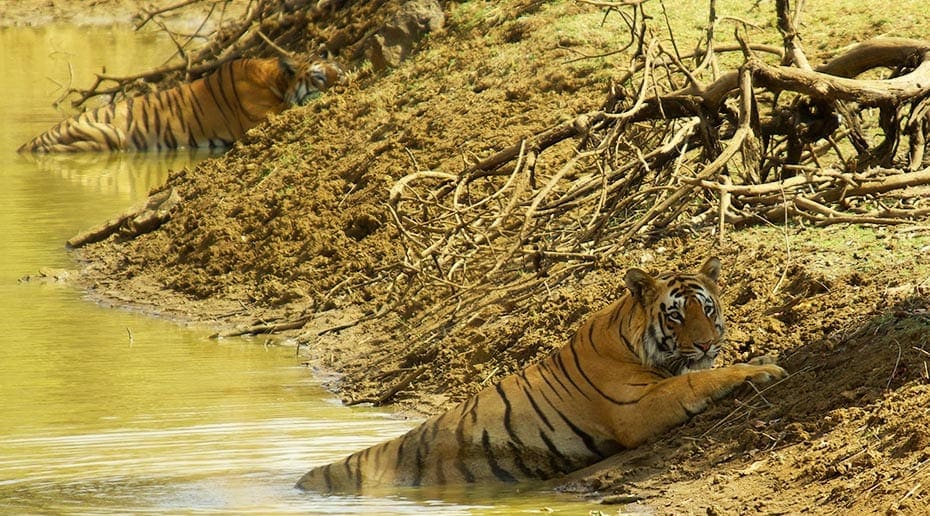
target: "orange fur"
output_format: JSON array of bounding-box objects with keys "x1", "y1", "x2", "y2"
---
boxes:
[
  {"x1": 297, "y1": 257, "x2": 786, "y2": 493},
  {"x1": 19, "y1": 57, "x2": 345, "y2": 153}
]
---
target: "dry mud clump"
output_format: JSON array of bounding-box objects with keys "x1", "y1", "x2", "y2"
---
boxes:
[{"x1": 73, "y1": 0, "x2": 930, "y2": 513}]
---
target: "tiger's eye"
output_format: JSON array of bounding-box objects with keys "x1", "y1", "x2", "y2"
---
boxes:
[{"x1": 666, "y1": 312, "x2": 683, "y2": 324}]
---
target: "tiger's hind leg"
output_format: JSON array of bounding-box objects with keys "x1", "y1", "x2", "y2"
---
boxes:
[{"x1": 33, "y1": 120, "x2": 129, "y2": 153}]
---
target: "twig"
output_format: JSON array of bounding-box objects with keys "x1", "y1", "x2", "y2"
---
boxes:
[
  {"x1": 136, "y1": 0, "x2": 206, "y2": 29},
  {"x1": 210, "y1": 315, "x2": 311, "y2": 338},
  {"x1": 256, "y1": 29, "x2": 293, "y2": 58},
  {"x1": 700, "y1": 365, "x2": 805, "y2": 439},
  {"x1": 346, "y1": 366, "x2": 428, "y2": 406},
  {"x1": 886, "y1": 340, "x2": 903, "y2": 390}
]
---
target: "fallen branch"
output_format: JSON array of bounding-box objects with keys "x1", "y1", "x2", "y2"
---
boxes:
[
  {"x1": 210, "y1": 315, "x2": 311, "y2": 338},
  {"x1": 346, "y1": 365, "x2": 428, "y2": 406},
  {"x1": 67, "y1": 188, "x2": 180, "y2": 248}
]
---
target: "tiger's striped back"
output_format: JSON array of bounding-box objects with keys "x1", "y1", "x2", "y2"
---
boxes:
[
  {"x1": 18, "y1": 56, "x2": 345, "y2": 153},
  {"x1": 297, "y1": 258, "x2": 788, "y2": 493}
]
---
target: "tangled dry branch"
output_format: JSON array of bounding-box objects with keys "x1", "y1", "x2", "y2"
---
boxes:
[
  {"x1": 82, "y1": 0, "x2": 930, "y2": 351},
  {"x1": 383, "y1": 0, "x2": 930, "y2": 341}
]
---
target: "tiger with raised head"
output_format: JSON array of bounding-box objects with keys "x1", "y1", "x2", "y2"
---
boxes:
[
  {"x1": 19, "y1": 56, "x2": 345, "y2": 153},
  {"x1": 297, "y1": 257, "x2": 787, "y2": 493}
]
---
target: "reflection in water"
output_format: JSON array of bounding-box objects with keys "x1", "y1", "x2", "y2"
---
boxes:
[
  {"x1": 0, "y1": 24, "x2": 596, "y2": 515},
  {"x1": 17, "y1": 150, "x2": 222, "y2": 198}
]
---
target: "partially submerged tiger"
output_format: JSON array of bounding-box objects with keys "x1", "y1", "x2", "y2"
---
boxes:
[
  {"x1": 18, "y1": 56, "x2": 345, "y2": 153},
  {"x1": 297, "y1": 257, "x2": 787, "y2": 493}
]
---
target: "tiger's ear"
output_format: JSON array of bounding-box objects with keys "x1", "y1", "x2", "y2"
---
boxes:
[
  {"x1": 699, "y1": 256, "x2": 721, "y2": 283},
  {"x1": 318, "y1": 46, "x2": 334, "y2": 61},
  {"x1": 624, "y1": 268, "x2": 657, "y2": 303},
  {"x1": 279, "y1": 56, "x2": 298, "y2": 77}
]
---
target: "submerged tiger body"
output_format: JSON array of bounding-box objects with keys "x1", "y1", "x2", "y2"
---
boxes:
[
  {"x1": 297, "y1": 258, "x2": 787, "y2": 493},
  {"x1": 19, "y1": 56, "x2": 345, "y2": 153}
]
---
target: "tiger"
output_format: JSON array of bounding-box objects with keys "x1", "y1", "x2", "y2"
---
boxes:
[
  {"x1": 296, "y1": 257, "x2": 787, "y2": 493},
  {"x1": 18, "y1": 56, "x2": 346, "y2": 153}
]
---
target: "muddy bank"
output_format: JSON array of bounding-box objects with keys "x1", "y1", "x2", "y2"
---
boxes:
[{"x1": 49, "y1": 0, "x2": 930, "y2": 513}]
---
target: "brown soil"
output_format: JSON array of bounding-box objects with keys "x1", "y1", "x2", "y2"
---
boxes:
[{"x1": 33, "y1": 0, "x2": 930, "y2": 513}]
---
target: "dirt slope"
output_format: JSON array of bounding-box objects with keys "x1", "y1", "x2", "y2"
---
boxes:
[{"x1": 70, "y1": 0, "x2": 930, "y2": 513}]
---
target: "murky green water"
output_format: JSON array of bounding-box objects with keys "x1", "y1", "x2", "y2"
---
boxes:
[{"x1": 0, "y1": 25, "x2": 598, "y2": 514}]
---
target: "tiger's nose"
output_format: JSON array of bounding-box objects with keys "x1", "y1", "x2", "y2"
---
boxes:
[{"x1": 694, "y1": 341, "x2": 712, "y2": 353}]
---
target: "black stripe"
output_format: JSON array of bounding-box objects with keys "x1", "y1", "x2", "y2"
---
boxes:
[
  {"x1": 182, "y1": 84, "x2": 207, "y2": 146},
  {"x1": 69, "y1": 122, "x2": 104, "y2": 149},
  {"x1": 225, "y1": 61, "x2": 248, "y2": 120},
  {"x1": 650, "y1": 325, "x2": 668, "y2": 352},
  {"x1": 322, "y1": 464, "x2": 333, "y2": 492},
  {"x1": 395, "y1": 430, "x2": 411, "y2": 470},
  {"x1": 168, "y1": 88, "x2": 185, "y2": 126},
  {"x1": 506, "y1": 441, "x2": 538, "y2": 479},
  {"x1": 151, "y1": 96, "x2": 163, "y2": 149},
  {"x1": 568, "y1": 341, "x2": 639, "y2": 406},
  {"x1": 620, "y1": 333, "x2": 638, "y2": 356},
  {"x1": 681, "y1": 280, "x2": 702, "y2": 291},
  {"x1": 551, "y1": 404, "x2": 612, "y2": 459},
  {"x1": 100, "y1": 105, "x2": 121, "y2": 150},
  {"x1": 552, "y1": 352, "x2": 592, "y2": 400},
  {"x1": 454, "y1": 397, "x2": 477, "y2": 483},
  {"x1": 539, "y1": 430, "x2": 574, "y2": 474},
  {"x1": 95, "y1": 123, "x2": 120, "y2": 151},
  {"x1": 495, "y1": 381, "x2": 536, "y2": 478},
  {"x1": 215, "y1": 63, "x2": 244, "y2": 129},
  {"x1": 412, "y1": 426, "x2": 428, "y2": 486},
  {"x1": 482, "y1": 430, "x2": 516, "y2": 482},
  {"x1": 164, "y1": 101, "x2": 178, "y2": 150},
  {"x1": 138, "y1": 94, "x2": 149, "y2": 133},
  {"x1": 201, "y1": 65, "x2": 237, "y2": 132},
  {"x1": 621, "y1": 302, "x2": 637, "y2": 329},
  {"x1": 518, "y1": 372, "x2": 554, "y2": 431},
  {"x1": 355, "y1": 450, "x2": 365, "y2": 491},
  {"x1": 134, "y1": 95, "x2": 151, "y2": 149},
  {"x1": 435, "y1": 452, "x2": 446, "y2": 484},
  {"x1": 163, "y1": 90, "x2": 183, "y2": 149},
  {"x1": 76, "y1": 105, "x2": 111, "y2": 150},
  {"x1": 537, "y1": 361, "x2": 569, "y2": 401},
  {"x1": 607, "y1": 302, "x2": 624, "y2": 327},
  {"x1": 495, "y1": 383, "x2": 522, "y2": 445},
  {"x1": 586, "y1": 322, "x2": 606, "y2": 357},
  {"x1": 136, "y1": 96, "x2": 153, "y2": 150},
  {"x1": 342, "y1": 455, "x2": 353, "y2": 478}
]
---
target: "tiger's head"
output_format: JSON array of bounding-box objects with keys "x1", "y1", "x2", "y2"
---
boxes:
[
  {"x1": 624, "y1": 257, "x2": 724, "y2": 376},
  {"x1": 280, "y1": 57, "x2": 347, "y2": 106}
]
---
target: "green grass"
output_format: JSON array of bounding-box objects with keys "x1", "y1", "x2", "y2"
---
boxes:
[{"x1": 740, "y1": 223, "x2": 930, "y2": 281}]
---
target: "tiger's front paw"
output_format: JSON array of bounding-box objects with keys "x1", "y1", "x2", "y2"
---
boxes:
[
  {"x1": 745, "y1": 363, "x2": 787, "y2": 384},
  {"x1": 747, "y1": 354, "x2": 779, "y2": 366}
]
